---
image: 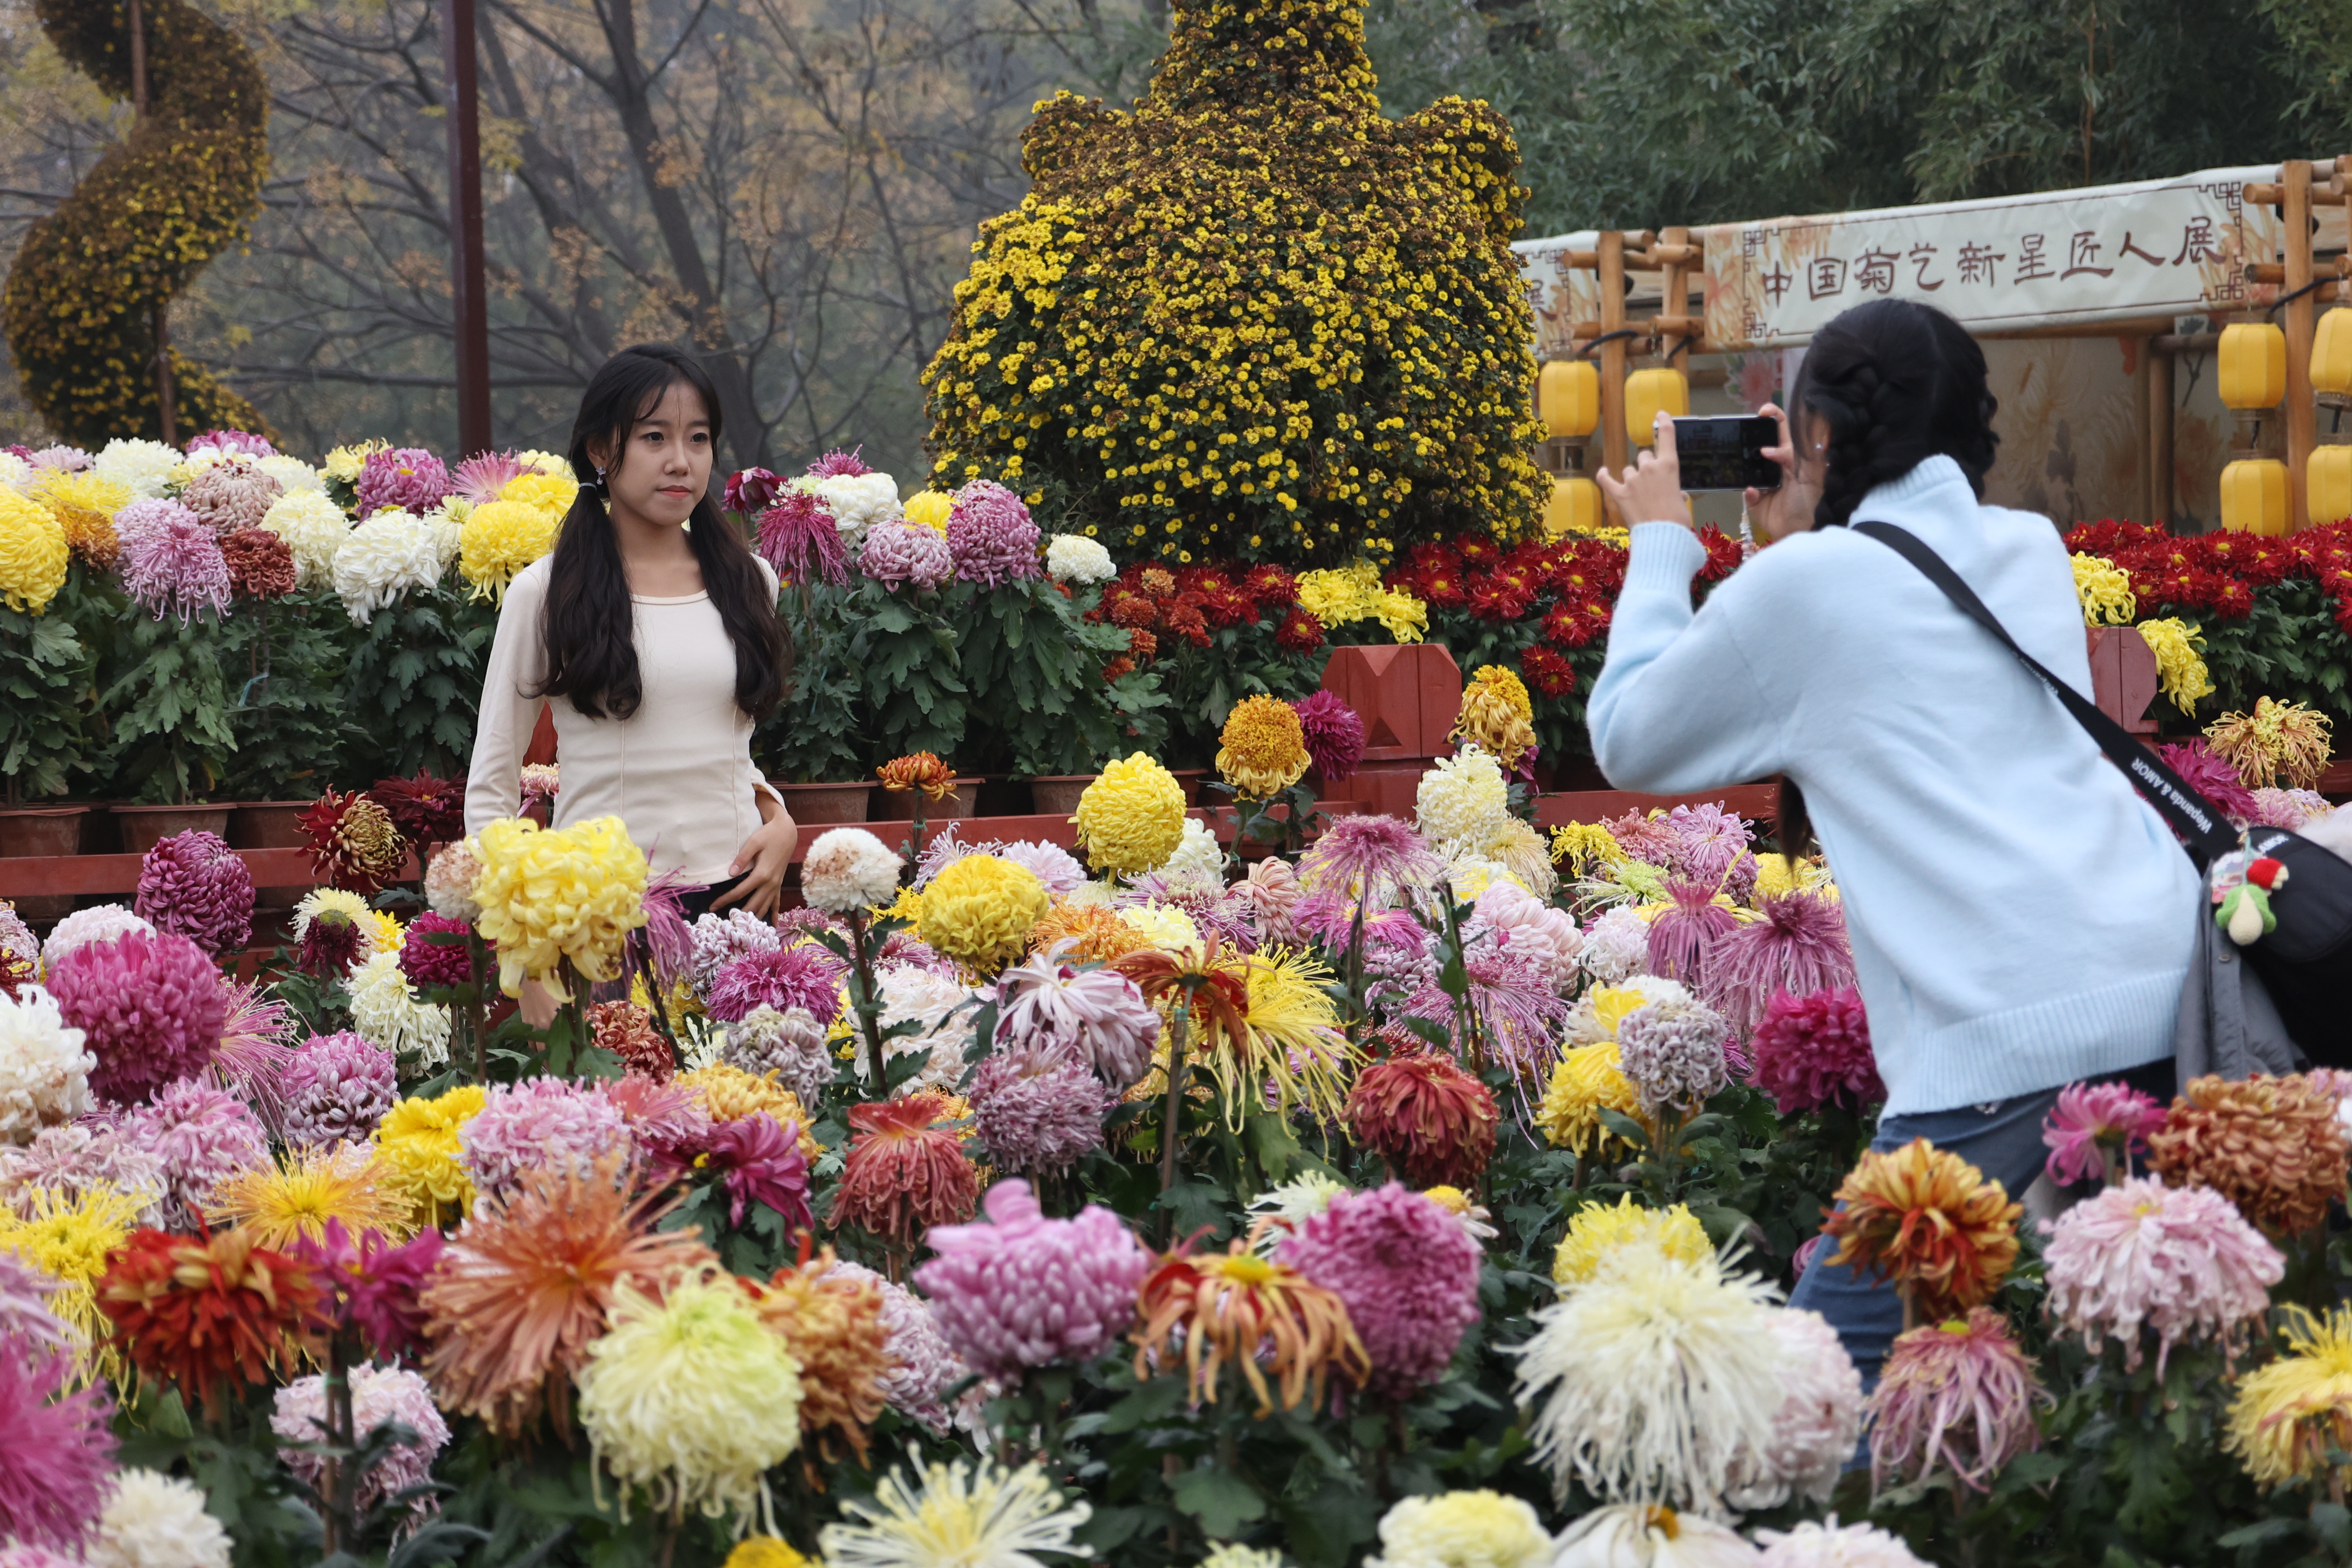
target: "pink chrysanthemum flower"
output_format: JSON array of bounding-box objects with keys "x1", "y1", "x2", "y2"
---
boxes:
[
  {"x1": 858, "y1": 518, "x2": 954, "y2": 590},
  {"x1": 970, "y1": 1040, "x2": 1112, "y2": 1175},
  {"x1": 994, "y1": 839, "x2": 1089, "y2": 897},
  {"x1": 601, "y1": 1073, "x2": 714, "y2": 1148},
  {"x1": 1394, "y1": 947, "x2": 1571, "y2": 1075},
  {"x1": 290, "y1": 1217, "x2": 443, "y2": 1363},
  {"x1": 0, "y1": 1343, "x2": 117, "y2": 1552},
  {"x1": 187, "y1": 428, "x2": 277, "y2": 458},
  {"x1": 457, "y1": 1078, "x2": 633, "y2": 1203},
  {"x1": 355, "y1": 447, "x2": 452, "y2": 518},
  {"x1": 757, "y1": 488, "x2": 849, "y2": 586},
  {"x1": 450, "y1": 450, "x2": 527, "y2": 505},
  {"x1": 1662, "y1": 801, "x2": 1753, "y2": 886},
  {"x1": 1297, "y1": 814, "x2": 1444, "y2": 906},
  {"x1": 0, "y1": 1123, "x2": 169, "y2": 1227},
  {"x1": 706, "y1": 943, "x2": 847, "y2": 1024},
  {"x1": 993, "y1": 951, "x2": 1162, "y2": 1088},
  {"x1": 24, "y1": 446, "x2": 90, "y2": 473},
  {"x1": 1277, "y1": 1181, "x2": 1482, "y2": 1401},
  {"x1": 273, "y1": 1362, "x2": 449, "y2": 1523},
  {"x1": 1578, "y1": 904, "x2": 1651, "y2": 985},
  {"x1": 1754, "y1": 1519, "x2": 1928, "y2": 1567},
  {"x1": 1646, "y1": 880, "x2": 1739, "y2": 986},
  {"x1": 0, "y1": 1253, "x2": 79, "y2": 1366},
  {"x1": 1727, "y1": 1307, "x2": 1865, "y2": 1511},
  {"x1": 1617, "y1": 999, "x2": 1733, "y2": 1115},
  {"x1": 1292, "y1": 690, "x2": 1367, "y2": 782},
  {"x1": 133, "y1": 830, "x2": 254, "y2": 957},
  {"x1": 1749, "y1": 989, "x2": 1882, "y2": 1114},
  {"x1": 397, "y1": 911, "x2": 474, "y2": 992},
  {"x1": 911, "y1": 1177, "x2": 1150, "y2": 1378},
  {"x1": 2043, "y1": 1079, "x2": 2168, "y2": 1187},
  {"x1": 121, "y1": 1077, "x2": 269, "y2": 1226},
  {"x1": 115, "y1": 499, "x2": 233, "y2": 623},
  {"x1": 945, "y1": 480, "x2": 1042, "y2": 588},
  {"x1": 180, "y1": 458, "x2": 283, "y2": 532},
  {"x1": 1703, "y1": 892, "x2": 1852, "y2": 1039},
  {"x1": 686, "y1": 1109, "x2": 812, "y2": 1231},
  {"x1": 211, "y1": 978, "x2": 295, "y2": 1126},
  {"x1": 1602, "y1": 808, "x2": 1684, "y2": 867},
  {"x1": 2157, "y1": 739, "x2": 2259, "y2": 823},
  {"x1": 1866, "y1": 1308, "x2": 2051, "y2": 1494},
  {"x1": 2041, "y1": 1174, "x2": 2282, "y2": 1373},
  {"x1": 278, "y1": 1032, "x2": 398, "y2": 1149},
  {"x1": 47, "y1": 931, "x2": 227, "y2": 1106},
  {"x1": 827, "y1": 1257, "x2": 963, "y2": 1433},
  {"x1": 806, "y1": 446, "x2": 872, "y2": 478},
  {"x1": 2249, "y1": 787, "x2": 2333, "y2": 830},
  {"x1": 689, "y1": 909, "x2": 783, "y2": 998}
]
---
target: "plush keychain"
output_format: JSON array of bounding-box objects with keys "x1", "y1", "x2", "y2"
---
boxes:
[{"x1": 2217, "y1": 855, "x2": 2290, "y2": 946}]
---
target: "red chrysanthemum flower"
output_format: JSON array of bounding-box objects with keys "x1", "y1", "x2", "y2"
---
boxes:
[
  {"x1": 1107, "y1": 591, "x2": 1158, "y2": 628},
  {"x1": 831, "y1": 1093, "x2": 979, "y2": 1249},
  {"x1": 1452, "y1": 531, "x2": 1499, "y2": 567},
  {"x1": 218, "y1": 526, "x2": 297, "y2": 600},
  {"x1": 1520, "y1": 644, "x2": 1577, "y2": 699},
  {"x1": 371, "y1": 770, "x2": 468, "y2": 848},
  {"x1": 1275, "y1": 606, "x2": 1326, "y2": 652},
  {"x1": 590, "y1": 1000, "x2": 676, "y2": 1080},
  {"x1": 1344, "y1": 1054, "x2": 1499, "y2": 1188},
  {"x1": 1102, "y1": 655, "x2": 1136, "y2": 683},
  {"x1": 1164, "y1": 600, "x2": 1211, "y2": 647},
  {"x1": 1467, "y1": 580, "x2": 1531, "y2": 622},
  {"x1": 1198, "y1": 581, "x2": 1257, "y2": 628},
  {"x1": 98, "y1": 1226, "x2": 323, "y2": 1416},
  {"x1": 1240, "y1": 564, "x2": 1298, "y2": 607},
  {"x1": 1697, "y1": 527, "x2": 1743, "y2": 581},
  {"x1": 1128, "y1": 627, "x2": 1161, "y2": 662},
  {"x1": 299, "y1": 789, "x2": 408, "y2": 896}
]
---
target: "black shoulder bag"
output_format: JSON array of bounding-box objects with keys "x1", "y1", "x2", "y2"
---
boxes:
[{"x1": 1854, "y1": 521, "x2": 2352, "y2": 1067}]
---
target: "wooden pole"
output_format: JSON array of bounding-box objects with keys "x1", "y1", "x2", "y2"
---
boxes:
[
  {"x1": 1598, "y1": 230, "x2": 1628, "y2": 519},
  {"x1": 2148, "y1": 341, "x2": 2175, "y2": 526},
  {"x1": 129, "y1": 0, "x2": 174, "y2": 445},
  {"x1": 443, "y1": 0, "x2": 492, "y2": 457},
  {"x1": 2287, "y1": 158, "x2": 2317, "y2": 531}
]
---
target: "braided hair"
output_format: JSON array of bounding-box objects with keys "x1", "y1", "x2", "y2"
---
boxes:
[{"x1": 1777, "y1": 300, "x2": 2001, "y2": 854}]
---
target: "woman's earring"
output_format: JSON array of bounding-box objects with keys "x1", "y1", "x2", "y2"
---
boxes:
[{"x1": 594, "y1": 465, "x2": 608, "y2": 496}]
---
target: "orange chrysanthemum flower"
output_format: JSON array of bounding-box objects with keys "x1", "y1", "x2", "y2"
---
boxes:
[
  {"x1": 1822, "y1": 1138, "x2": 2020, "y2": 1320},
  {"x1": 2149, "y1": 1073, "x2": 2350, "y2": 1236},
  {"x1": 1130, "y1": 1230, "x2": 1369, "y2": 1416},
  {"x1": 753, "y1": 1243, "x2": 892, "y2": 1466},
  {"x1": 830, "y1": 1093, "x2": 980, "y2": 1249},
  {"x1": 419, "y1": 1158, "x2": 717, "y2": 1434},
  {"x1": 98, "y1": 1226, "x2": 323, "y2": 1416},
  {"x1": 1028, "y1": 901, "x2": 1149, "y2": 964},
  {"x1": 877, "y1": 752, "x2": 958, "y2": 801},
  {"x1": 1344, "y1": 1054, "x2": 1499, "y2": 1189},
  {"x1": 1111, "y1": 940, "x2": 1251, "y2": 1054}
]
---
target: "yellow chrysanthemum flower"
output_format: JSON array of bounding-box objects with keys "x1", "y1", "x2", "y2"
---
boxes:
[
  {"x1": 2137, "y1": 616, "x2": 2216, "y2": 717},
  {"x1": 1552, "y1": 1195, "x2": 1712, "y2": 1287},
  {"x1": 902, "y1": 490, "x2": 953, "y2": 533},
  {"x1": 0, "y1": 490, "x2": 68, "y2": 614},
  {"x1": 1550, "y1": 821, "x2": 1626, "y2": 878},
  {"x1": 2228, "y1": 1305, "x2": 2352, "y2": 1490},
  {"x1": 1227, "y1": 946, "x2": 1354, "y2": 1127},
  {"x1": 1416, "y1": 746, "x2": 1510, "y2": 850},
  {"x1": 724, "y1": 1540, "x2": 815, "y2": 1568},
  {"x1": 472, "y1": 815, "x2": 649, "y2": 998},
  {"x1": 0, "y1": 1185, "x2": 138, "y2": 1379},
  {"x1": 2208, "y1": 696, "x2": 2334, "y2": 792},
  {"x1": 1374, "y1": 588, "x2": 1428, "y2": 643},
  {"x1": 515, "y1": 448, "x2": 570, "y2": 476},
  {"x1": 323, "y1": 440, "x2": 389, "y2": 483},
  {"x1": 1372, "y1": 1490, "x2": 1552, "y2": 1568},
  {"x1": 206, "y1": 1143, "x2": 416, "y2": 1249},
  {"x1": 1121, "y1": 901, "x2": 1201, "y2": 953},
  {"x1": 2072, "y1": 553, "x2": 2137, "y2": 627},
  {"x1": 459, "y1": 498, "x2": 561, "y2": 602},
  {"x1": 1455, "y1": 664, "x2": 1537, "y2": 773},
  {"x1": 1537, "y1": 1042, "x2": 1648, "y2": 1156},
  {"x1": 1072, "y1": 753, "x2": 1187, "y2": 874},
  {"x1": 364, "y1": 909, "x2": 405, "y2": 957},
  {"x1": 1215, "y1": 694, "x2": 1311, "y2": 799},
  {"x1": 29, "y1": 470, "x2": 130, "y2": 568},
  {"x1": 375, "y1": 1084, "x2": 489, "y2": 1225},
  {"x1": 917, "y1": 854, "x2": 1050, "y2": 975},
  {"x1": 677, "y1": 1064, "x2": 824, "y2": 1158},
  {"x1": 499, "y1": 469, "x2": 579, "y2": 518}
]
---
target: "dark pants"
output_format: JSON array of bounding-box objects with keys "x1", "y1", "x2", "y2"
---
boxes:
[{"x1": 677, "y1": 873, "x2": 747, "y2": 922}]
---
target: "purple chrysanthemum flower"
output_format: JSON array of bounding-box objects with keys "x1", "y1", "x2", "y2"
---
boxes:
[
  {"x1": 450, "y1": 450, "x2": 527, "y2": 505},
  {"x1": 0, "y1": 1123, "x2": 169, "y2": 1227},
  {"x1": 1645, "y1": 879, "x2": 1739, "y2": 986},
  {"x1": 1392, "y1": 946, "x2": 1568, "y2": 1075},
  {"x1": 913, "y1": 1178, "x2": 1150, "y2": 1378},
  {"x1": 690, "y1": 1109, "x2": 811, "y2": 1231},
  {"x1": 273, "y1": 1363, "x2": 449, "y2": 1524},
  {"x1": 397, "y1": 911, "x2": 474, "y2": 992},
  {"x1": 121, "y1": 1077, "x2": 269, "y2": 1225},
  {"x1": 757, "y1": 488, "x2": 849, "y2": 586},
  {"x1": 706, "y1": 943, "x2": 846, "y2": 1024},
  {"x1": 187, "y1": 429, "x2": 276, "y2": 458},
  {"x1": 1297, "y1": 814, "x2": 1444, "y2": 905},
  {"x1": 1277, "y1": 1182, "x2": 1482, "y2": 1401},
  {"x1": 355, "y1": 447, "x2": 452, "y2": 518},
  {"x1": 47, "y1": 931, "x2": 226, "y2": 1106},
  {"x1": 1702, "y1": 891, "x2": 1853, "y2": 1038},
  {"x1": 724, "y1": 467, "x2": 784, "y2": 514},
  {"x1": 1292, "y1": 690, "x2": 1367, "y2": 782},
  {"x1": 457, "y1": 1076, "x2": 633, "y2": 1202},
  {"x1": 945, "y1": 480, "x2": 1042, "y2": 588},
  {"x1": 1618, "y1": 998, "x2": 1733, "y2": 1114},
  {"x1": 1749, "y1": 989, "x2": 1881, "y2": 1114},
  {"x1": 689, "y1": 909, "x2": 783, "y2": 999},
  {"x1": 278, "y1": 1031, "x2": 398, "y2": 1148},
  {"x1": 290, "y1": 1217, "x2": 444, "y2": 1363},
  {"x1": 133, "y1": 829, "x2": 254, "y2": 956},
  {"x1": 115, "y1": 499, "x2": 233, "y2": 623},
  {"x1": 995, "y1": 839, "x2": 1089, "y2": 897},
  {"x1": 1662, "y1": 802, "x2": 1753, "y2": 886},
  {"x1": 806, "y1": 446, "x2": 872, "y2": 478},
  {"x1": 2249, "y1": 787, "x2": 2332, "y2": 830},
  {"x1": 0, "y1": 1342, "x2": 117, "y2": 1553},
  {"x1": 970, "y1": 1040, "x2": 1112, "y2": 1174},
  {"x1": 0, "y1": 1253, "x2": 78, "y2": 1367},
  {"x1": 2156, "y1": 739, "x2": 2260, "y2": 823},
  {"x1": 859, "y1": 517, "x2": 955, "y2": 590},
  {"x1": 992, "y1": 952, "x2": 1161, "y2": 1088}
]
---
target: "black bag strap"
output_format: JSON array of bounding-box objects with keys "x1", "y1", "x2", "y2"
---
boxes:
[{"x1": 1850, "y1": 521, "x2": 2239, "y2": 868}]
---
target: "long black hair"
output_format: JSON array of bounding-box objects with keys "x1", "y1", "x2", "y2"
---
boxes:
[
  {"x1": 1777, "y1": 299, "x2": 2000, "y2": 856},
  {"x1": 530, "y1": 344, "x2": 788, "y2": 722}
]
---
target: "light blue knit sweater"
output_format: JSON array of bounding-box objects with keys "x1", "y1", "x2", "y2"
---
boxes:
[{"x1": 1586, "y1": 456, "x2": 2196, "y2": 1115}]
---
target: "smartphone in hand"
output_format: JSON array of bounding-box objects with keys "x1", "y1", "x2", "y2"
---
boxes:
[{"x1": 1669, "y1": 416, "x2": 1783, "y2": 493}]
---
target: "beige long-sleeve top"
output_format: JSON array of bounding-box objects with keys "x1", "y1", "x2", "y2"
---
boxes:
[{"x1": 464, "y1": 554, "x2": 781, "y2": 885}]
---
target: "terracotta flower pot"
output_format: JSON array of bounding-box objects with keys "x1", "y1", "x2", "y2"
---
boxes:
[
  {"x1": 1026, "y1": 775, "x2": 1098, "y2": 816},
  {"x1": 1168, "y1": 768, "x2": 1209, "y2": 806},
  {"x1": 778, "y1": 782, "x2": 875, "y2": 824},
  {"x1": 0, "y1": 806, "x2": 89, "y2": 859},
  {"x1": 112, "y1": 804, "x2": 234, "y2": 855},
  {"x1": 874, "y1": 780, "x2": 980, "y2": 821},
  {"x1": 231, "y1": 800, "x2": 318, "y2": 850}
]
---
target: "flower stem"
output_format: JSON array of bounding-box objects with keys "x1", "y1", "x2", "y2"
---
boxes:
[
  {"x1": 1161, "y1": 998, "x2": 1192, "y2": 1240},
  {"x1": 848, "y1": 909, "x2": 887, "y2": 1099}
]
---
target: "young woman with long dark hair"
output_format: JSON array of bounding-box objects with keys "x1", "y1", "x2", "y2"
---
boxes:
[
  {"x1": 466, "y1": 345, "x2": 796, "y2": 990},
  {"x1": 1588, "y1": 298, "x2": 2198, "y2": 1384}
]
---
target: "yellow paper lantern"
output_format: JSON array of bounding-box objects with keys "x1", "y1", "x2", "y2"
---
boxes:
[
  {"x1": 1538, "y1": 360, "x2": 1599, "y2": 441},
  {"x1": 2219, "y1": 322, "x2": 2287, "y2": 410},
  {"x1": 2315, "y1": 309, "x2": 2352, "y2": 401},
  {"x1": 2312, "y1": 447, "x2": 2352, "y2": 526},
  {"x1": 1625, "y1": 368, "x2": 1689, "y2": 446},
  {"x1": 1544, "y1": 476, "x2": 1601, "y2": 537},
  {"x1": 2220, "y1": 458, "x2": 2290, "y2": 536}
]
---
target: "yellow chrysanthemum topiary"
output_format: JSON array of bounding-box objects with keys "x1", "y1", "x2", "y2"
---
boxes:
[
  {"x1": 1073, "y1": 753, "x2": 1187, "y2": 874},
  {"x1": 459, "y1": 499, "x2": 562, "y2": 602},
  {"x1": 917, "y1": 854, "x2": 1051, "y2": 974},
  {"x1": 470, "y1": 816, "x2": 649, "y2": 998},
  {"x1": 0, "y1": 490, "x2": 69, "y2": 613},
  {"x1": 1216, "y1": 694, "x2": 1311, "y2": 799},
  {"x1": 920, "y1": 0, "x2": 1546, "y2": 566},
  {"x1": 1551, "y1": 1194, "x2": 1711, "y2": 1287}
]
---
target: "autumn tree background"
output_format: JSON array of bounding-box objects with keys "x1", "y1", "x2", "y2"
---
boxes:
[{"x1": 0, "y1": 0, "x2": 2344, "y2": 475}]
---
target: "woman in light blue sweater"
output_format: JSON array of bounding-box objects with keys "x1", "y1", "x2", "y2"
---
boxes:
[{"x1": 1589, "y1": 298, "x2": 2197, "y2": 1382}]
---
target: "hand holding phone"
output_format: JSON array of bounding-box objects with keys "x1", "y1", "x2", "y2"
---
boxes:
[
  {"x1": 1668, "y1": 415, "x2": 1784, "y2": 493},
  {"x1": 1597, "y1": 413, "x2": 1694, "y2": 528}
]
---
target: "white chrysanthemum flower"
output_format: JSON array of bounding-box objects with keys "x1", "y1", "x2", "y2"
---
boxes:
[
  {"x1": 1512, "y1": 1248, "x2": 1785, "y2": 1517},
  {"x1": 0, "y1": 986, "x2": 95, "y2": 1143},
  {"x1": 1467, "y1": 881, "x2": 1583, "y2": 990},
  {"x1": 332, "y1": 508, "x2": 445, "y2": 624},
  {"x1": 1551, "y1": 1504, "x2": 1760, "y2": 1567},
  {"x1": 812, "y1": 472, "x2": 903, "y2": 546},
  {"x1": 1580, "y1": 905, "x2": 1652, "y2": 986},
  {"x1": 1119, "y1": 901, "x2": 1200, "y2": 953},
  {"x1": 867, "y1": 963, "x2": 976, "y2": 1093},
  {"x1": 1202, "y1": 1548, "x2": 1291, "y2": 1568},
  {"x1": 1367, "y1": 1490, "x2": 1552, "y2": 1568},
  {"x1": 820, "y1": 1458, "x2": 1090, "y2": 1568},
  {"x1": 254, "y1": 453, "x2": 327, "y2": 496},
  {"x1": 1562, "y1": 973, "x2": 1693, "y2": 1046},
  {"x1": 0, "y1": 451, "x2": 31, "y2": 492},
  {"x1": 347, "y1": 949, "x2": 452, "y2": 1071},
  {"x1": 1044, "y1": 533, "x2": 1116, "y2": 586},
  {"x1": 421, "y1": 502, "x2": 468, "y2": 570},
  {"x1": 1726, "y1": 1308, "x2": 1863, "y2": 1511},
  {"x1": 262, "y1": 489, "x2": 354, "y2": 589},
  {"x1": 1247, "y1": 1171, "x2": 1350, "y2": 1252},
  {"x1": 804, "y1": 828, "x2": 906, "y2": 913},
  {"x1": 1440, "y1": 852, "x2": 1522, "y2": 903},
  {"x1": 1416, "y1": 745, "x2": 1511, "y2": 851},
  {"x1": 40, "y1": 903, "x2": 155, "y2": 972},
  {"x1": 1146, "y1": 817, "x2": 1227, "y2": 894},
  {"x1": 1753, "y1": 1518, "x2": 1925, "y2": 1567},
  {"x1": 92, "y1": 438, "x2": 185, "y2": 499},
  {"x1": 85, "y1": 1469, "x2": 234, "y2": 1568}
]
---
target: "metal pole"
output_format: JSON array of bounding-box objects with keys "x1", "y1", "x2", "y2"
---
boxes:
[{"x1": 443, "y1": 0, "x2": 492, "y2": 456}]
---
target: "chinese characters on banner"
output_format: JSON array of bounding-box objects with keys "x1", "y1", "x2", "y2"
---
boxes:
[{"x1": 1511, "y1": 230, "x2": 1603, "y2": 360}]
